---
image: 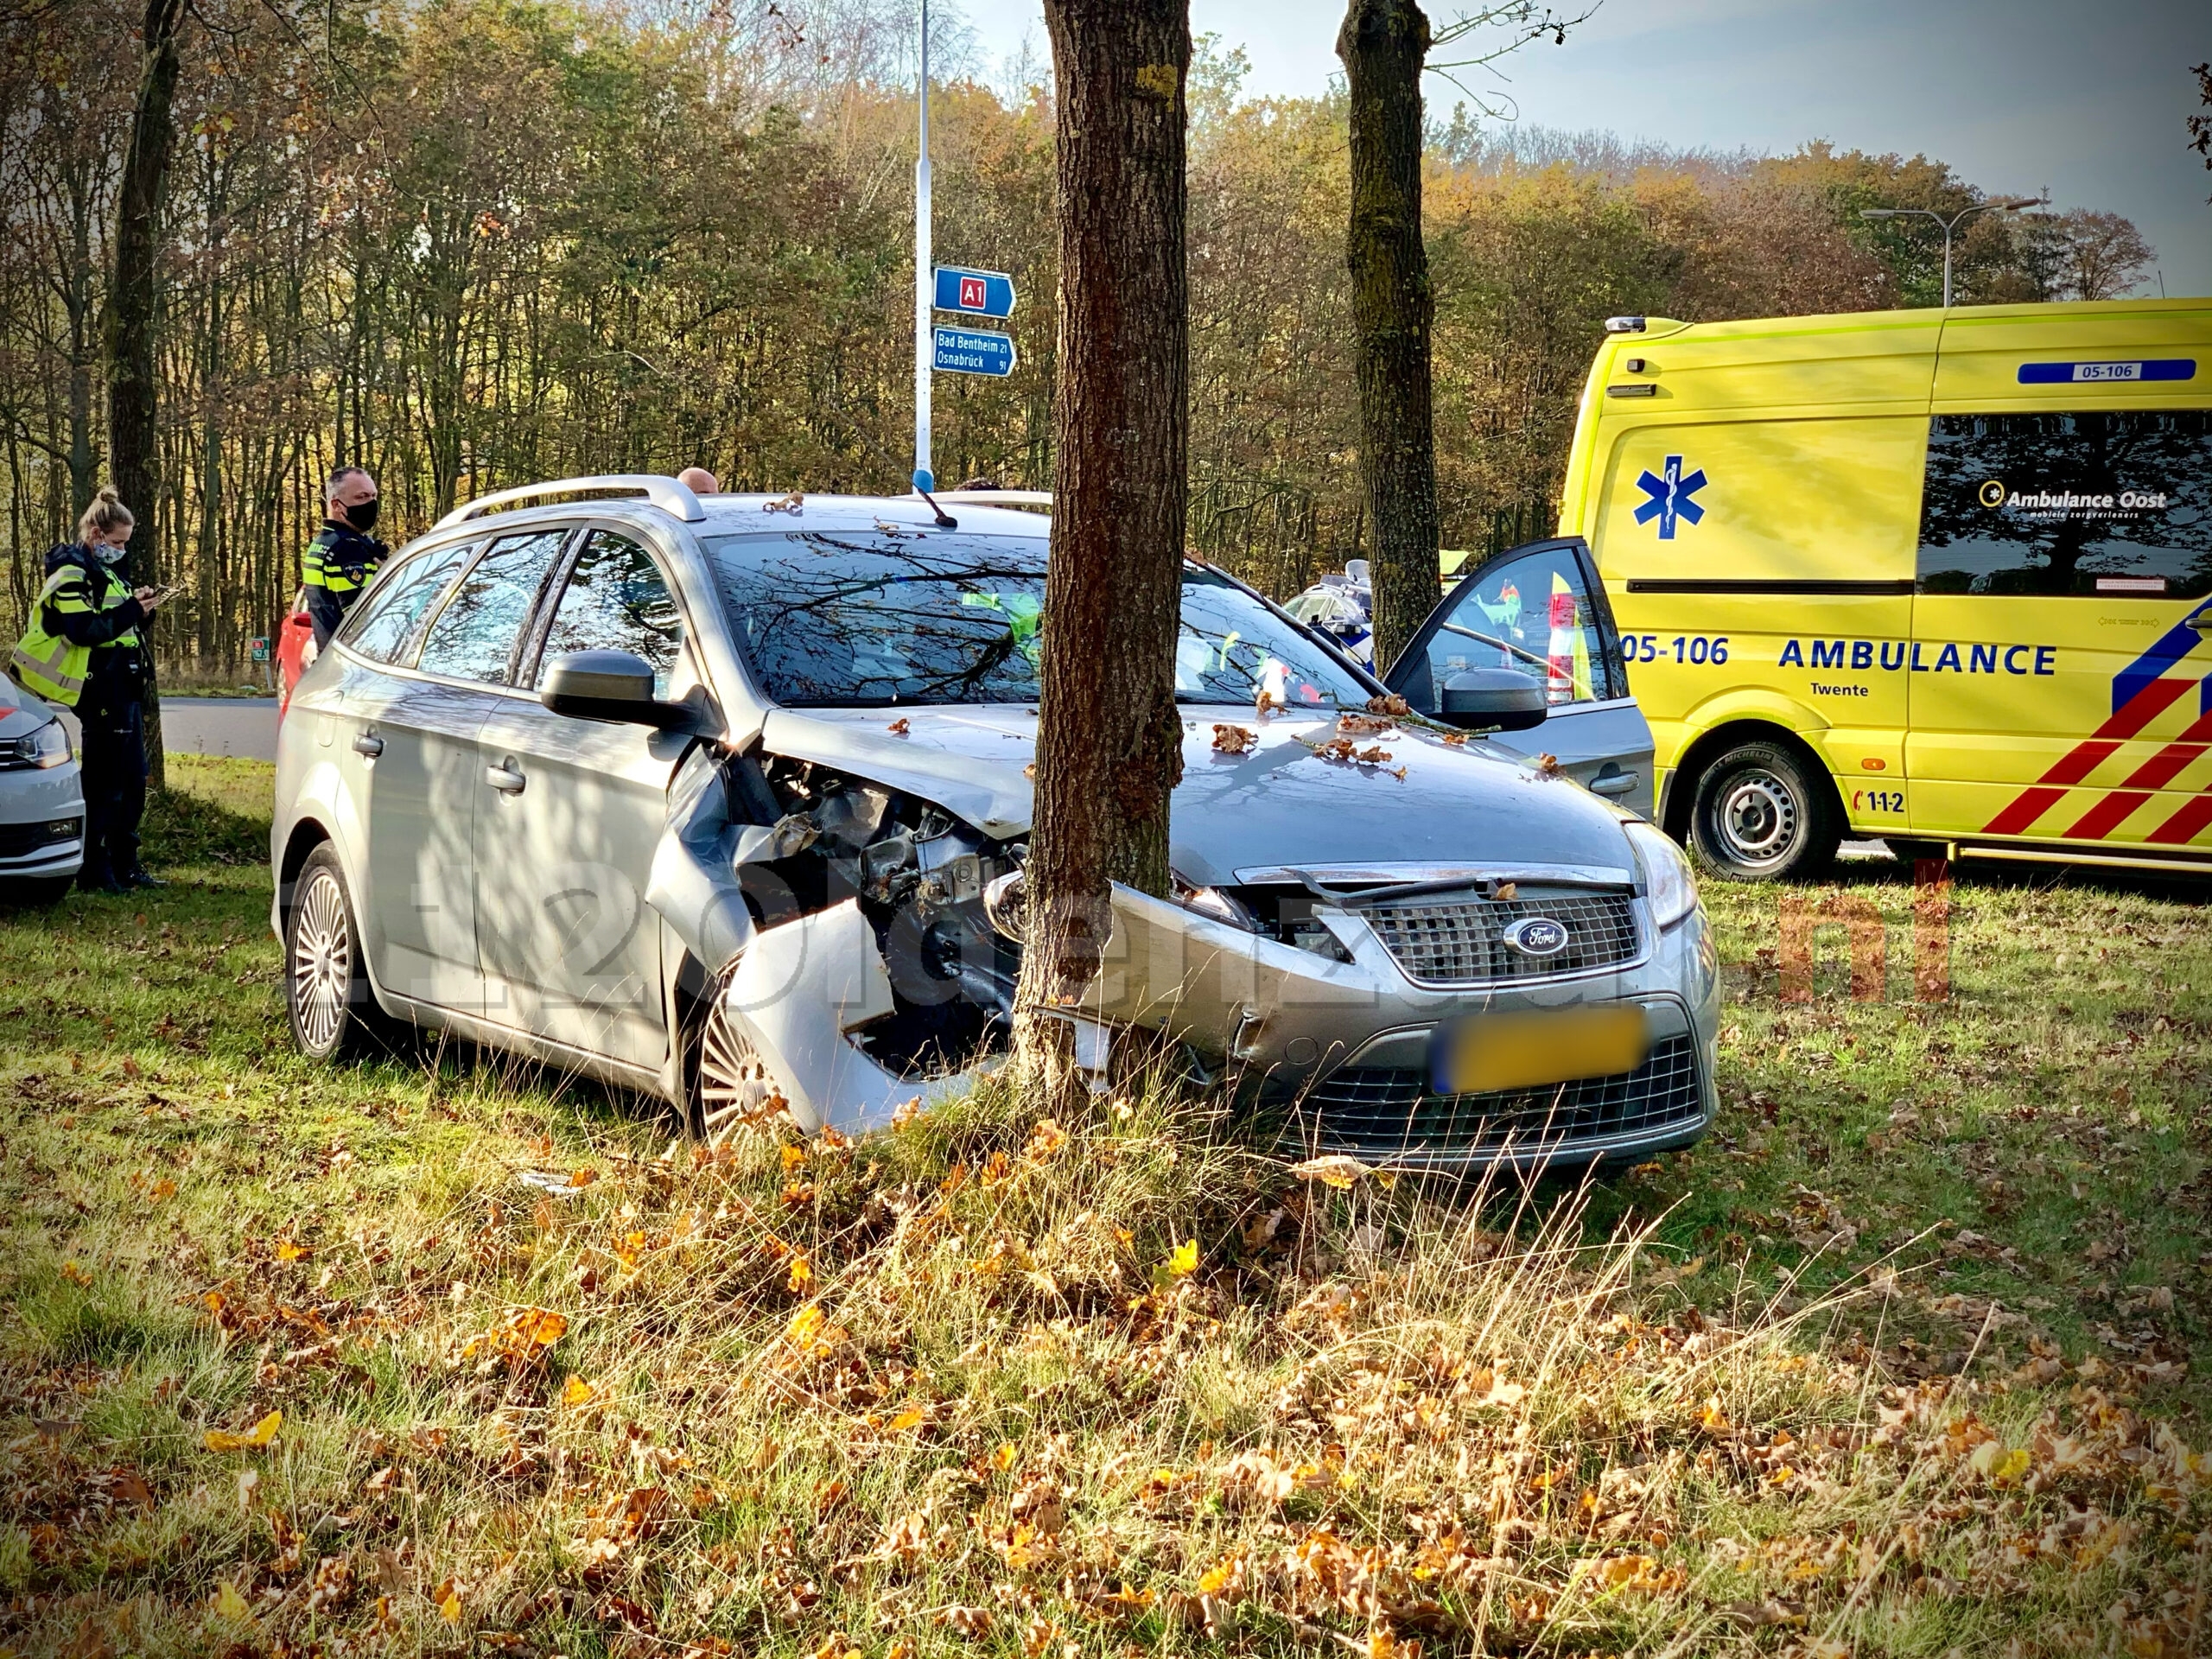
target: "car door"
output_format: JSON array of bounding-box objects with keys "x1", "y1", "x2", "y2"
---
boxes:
[
  {"x1": 317, "y1": 534, "x2": 482, "y2": 1005},
  {"x1": 473, "y1": 526, "x2": 692, "y2": 1071},
  {"x1": 1386, "y1": 537, "x2": 1656, "y2": 817},
  {"x1": 364, "y1": 526, "x2": 572, "y2": 1015}
]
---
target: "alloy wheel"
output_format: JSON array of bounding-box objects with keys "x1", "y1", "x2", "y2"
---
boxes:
[
  {"x1": 695, "y1": 995, "x2": 788, "y2": 1147},
  {"x1": 291, "y1": 866, "x2": 352, "y2": 1054}
]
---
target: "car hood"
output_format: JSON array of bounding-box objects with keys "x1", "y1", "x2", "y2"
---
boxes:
[
  {"x1": 759, "y1": 703, "x2": 1637, "y2": 883},
  {"x1": 0, "y1": 675, "x2": 55, "y2": 741}
]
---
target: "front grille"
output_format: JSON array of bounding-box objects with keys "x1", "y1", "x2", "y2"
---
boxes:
[
  {"x1": 1362, "y1": 890, "x2": 1640, "y2": 984},
  {"x1": 0, "y1": 816, "x2": 81, "y2": 859},
  {"x1": 1291, "y1": 1033, "x2": 1702, "y2": 1160}
]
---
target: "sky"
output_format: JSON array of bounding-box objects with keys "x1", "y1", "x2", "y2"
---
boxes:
[{"x1": 949, "y1": 0, "x2": 2212, "y2": 298}]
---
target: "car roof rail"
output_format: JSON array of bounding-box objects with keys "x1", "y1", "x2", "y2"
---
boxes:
[
  {"x1": 918, "y1": 489, "x2": 1052, "y2": 510},
  {"x1": 432, "y1": 474, "x2": 706, "y2": 531}
]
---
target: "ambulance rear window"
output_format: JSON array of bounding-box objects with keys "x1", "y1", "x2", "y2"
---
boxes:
[{"x1": 1916, "y1": 410, "x2": 2212, "y2": 599}]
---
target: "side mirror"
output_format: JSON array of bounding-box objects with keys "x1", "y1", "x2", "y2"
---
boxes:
[
  {"x1": 542, "y1": 649, "x2": 680, "y2": 727},
  {"x1": 1440, "y1": 669, "x2": 1548, "y2": 733}
]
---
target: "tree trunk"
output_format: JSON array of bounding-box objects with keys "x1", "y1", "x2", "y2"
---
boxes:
[
  {"x1": 108, "y1": 0, "x2": 187, "y2": 789},
  {"x1": 1338, "y1": 0, "x2": 1440, "y2": 676},
  {"x1": 1016, "y1": 0, "x2": 1191, "y2": 1091}
]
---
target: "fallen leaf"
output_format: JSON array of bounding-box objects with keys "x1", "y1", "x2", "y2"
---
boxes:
[
  {"x1": 1164, "y1": 1239, "x2": 1199, "y2": 1278},
  {"x1": 1211, "y1": 723, "x2": 1256, "y2": 754},
  {"x1": 943, "y1": 1606, "x2": 993, "y2": 1638},
  {"x1": 1289, "y1": 1154, "x2": 1373, "y2": 1189},
  {"x1": 204, "y1": 1411, "x2": 282, "y2": 1453},
  {"x1": 887, "y1": 717, "x2": 911, "y2": 736},
  {"x1": 276, "y1": 1240, "x2": 308, "y2": 1262},
  {"x1": 213, "y1": 1581, "x2": 253, "y2": 1622},
  {"x1": 562, "y1": 1376, "x2": 596, "y2": 1408}
]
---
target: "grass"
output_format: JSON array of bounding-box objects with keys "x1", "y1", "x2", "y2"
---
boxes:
[{"x1": 0, "y1": 758, "x2": 2206, "y2": 1658}]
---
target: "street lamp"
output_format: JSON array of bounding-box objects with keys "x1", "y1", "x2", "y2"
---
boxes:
[{"x1": 1859, "y1": 196, "x2": 2043, "y2": 308}]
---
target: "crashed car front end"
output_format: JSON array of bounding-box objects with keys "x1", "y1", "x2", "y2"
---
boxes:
[{"x1": 652, "y1": 705, "x2": 1717, "y2": 1173}]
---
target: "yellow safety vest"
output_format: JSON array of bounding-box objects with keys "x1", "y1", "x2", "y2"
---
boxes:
[
  {"x1": 8, "y1": 559, "x2": 139, "y2": 709},
  {"x1": 302, "y1": 527, "x2": 383, "y2": 601}
]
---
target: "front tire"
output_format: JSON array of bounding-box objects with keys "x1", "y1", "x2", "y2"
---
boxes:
[
  {"x1": 286, "y1": 843, "x2": 391, "y2": 1059},
  {"x1": 1688, "y1": 741, "x2": 1841, "y2": 881},
  {"x1": 686, "y1": 974, "x2": 791, "y2": 1147}
]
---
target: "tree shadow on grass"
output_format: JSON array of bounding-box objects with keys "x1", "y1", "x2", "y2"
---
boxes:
[{"x1": 142, "y1": 773, "x2": 270, "y2": 868}]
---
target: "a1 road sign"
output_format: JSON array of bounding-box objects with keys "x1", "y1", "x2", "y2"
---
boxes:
[
  {"x1": 933, "y1": 326, "x2": 1017, "y2": 378},
  {"x1": 933, "y1": 265, "x2": 1017, "y2": 319}
]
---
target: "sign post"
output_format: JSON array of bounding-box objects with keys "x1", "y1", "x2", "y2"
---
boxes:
[{"x1": 912, "y1": 0, "x2": 933, "y2": 493}]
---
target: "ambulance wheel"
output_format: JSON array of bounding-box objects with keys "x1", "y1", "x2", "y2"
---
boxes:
[
  {"x1": 1688, "y1": 741, "x2": 1840, "y2": 881},
  {"x1": 286, "y1": 843, "x2": 392, "y2": 1060}
]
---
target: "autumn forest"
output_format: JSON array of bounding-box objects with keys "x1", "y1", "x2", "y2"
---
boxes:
[{"x1": 1, "y1": 0, "x2": 2158, "y2": 677}]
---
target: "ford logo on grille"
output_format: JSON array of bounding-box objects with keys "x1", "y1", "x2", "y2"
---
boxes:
[{"x1": 1501, "y1": 916, "x2": 1570, "y2": 958}]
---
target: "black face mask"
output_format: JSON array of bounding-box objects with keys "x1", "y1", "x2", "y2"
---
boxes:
[{"x1": 346, "y1": 497, "x2": 381, "y2": 533}]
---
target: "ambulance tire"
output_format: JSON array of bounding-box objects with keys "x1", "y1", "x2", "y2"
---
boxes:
[{"x1": 1688, "y1": 741, "x2": 1841, "y2": 882}]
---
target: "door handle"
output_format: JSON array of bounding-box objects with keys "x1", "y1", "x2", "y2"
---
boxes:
[
  {"x1": 352, "y1": 732, "x2": 384, "y2": 758},
  {"x1": 1590, "y1": 771, "x2": 1640, "y2": 796},
  {"x1": 486, "y1": 762, "x2": 526, "y2": 795},
  {"x1": 2189, "y1": 614, "x2": 2211, "y2": 632}
]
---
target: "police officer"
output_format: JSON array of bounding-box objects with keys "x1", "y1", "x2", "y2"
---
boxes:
[
  {"x1": 302, "y1": 465, "x2": 387, "y2": 649},
  {"x1": 8, "y1": 486, "x2": 168, "y2": 893}
]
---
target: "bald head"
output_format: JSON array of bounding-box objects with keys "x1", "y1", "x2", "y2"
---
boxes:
[{"x1": 677, "y1": 467, "x2": 720, "y2": 494}]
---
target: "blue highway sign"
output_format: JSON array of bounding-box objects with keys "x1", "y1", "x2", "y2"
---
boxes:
[
  {"x1": 933, "y1": 265, "x2": 1018, "y2": 319},
  {"x1": 933, "y1": 326, "x2": 1017, "y2": 378}
]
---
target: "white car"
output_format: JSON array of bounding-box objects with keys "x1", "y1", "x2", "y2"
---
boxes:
[{"x1": 0, "y1": 676, "x2": 85, "y2": 903}]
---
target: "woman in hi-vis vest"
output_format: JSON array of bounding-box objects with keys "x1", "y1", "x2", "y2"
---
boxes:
[{"x1": 8, "y1": 488, "x2": 169, "y2": 892}]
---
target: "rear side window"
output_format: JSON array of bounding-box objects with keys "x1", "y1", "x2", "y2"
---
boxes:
[
  {"x1": 415, "y1": 529, "x2": 570, "y2": 683},
  {"x1": 1421, "y1": 545, "x2": 1624, "y2": 707},
  {"x1": 340, "y1": 540, "x2": 479, "y2": 664},
  {"x1": 534, "y1": 531, "x2": 683, "y2": 696},
  {"x1": 1917, "y1": 410, "x2": 2212, "y2": 598}
]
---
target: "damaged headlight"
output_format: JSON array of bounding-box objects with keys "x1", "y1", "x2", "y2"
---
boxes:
[
  {"x1": 1173, "y1": 875, "x2": 1256, "y2": 931},
  {"x1": 1624, "y1": 820, "x2": 1698, "y2": 929},
  {"x1": 983, "y1": 868, "x2": 1027, "y2": 942}
]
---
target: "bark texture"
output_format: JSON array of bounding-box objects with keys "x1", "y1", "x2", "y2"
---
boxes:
[
  {"x1": 1338, "y1": 0, "x2": 1440, "y2": 676},
  {"x1": 1017, "y1": 0, "x2": 1191, "y2": 1069},
  {"x1": 107, "y1": 0, "x2": 186, "y2": 787}
]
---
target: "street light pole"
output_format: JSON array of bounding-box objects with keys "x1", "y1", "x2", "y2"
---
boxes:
[
  {"x1": 1860, "y1": 196, "x2": 2042, "y2": 308},
  {"x1": 913, "y1": 0, "x2": 933, "y2": 492}
]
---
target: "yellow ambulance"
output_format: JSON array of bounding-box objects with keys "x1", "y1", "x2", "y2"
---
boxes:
[{"x1": 1556, "y1": 298, "x2": 2212, "y2": 879}]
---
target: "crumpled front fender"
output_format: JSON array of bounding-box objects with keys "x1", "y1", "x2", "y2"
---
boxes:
[
  {"x1": 719, "y1": 899, "x2": 994, "y2": 1135},
  {"x1": 644, "y1": 744, "x2": 759, "y2": 976}
]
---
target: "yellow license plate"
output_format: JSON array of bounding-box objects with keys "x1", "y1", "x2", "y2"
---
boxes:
[{"x1": 1429, "y1": 1005, "x2": 1650, "y2": 1096}]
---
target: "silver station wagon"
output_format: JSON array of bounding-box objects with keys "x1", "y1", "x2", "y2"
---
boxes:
[{"x1": 272, "y1": 476, "x2": 1718, "y2": 1170}]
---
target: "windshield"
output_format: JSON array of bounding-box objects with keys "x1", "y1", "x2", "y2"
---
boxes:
[{"x1": 702, "y1": 528, "x2": 1375, "y2": 709}]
